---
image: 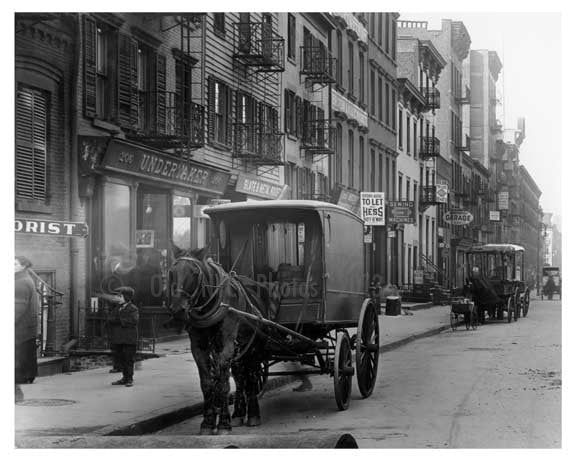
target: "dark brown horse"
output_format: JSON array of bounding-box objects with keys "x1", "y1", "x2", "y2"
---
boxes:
[{"x1": 168, "y1": 247, "x2": 275, "y2": 435}]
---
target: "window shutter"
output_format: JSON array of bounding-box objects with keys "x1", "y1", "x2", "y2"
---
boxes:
[
  {"x1": 156, "y1": 53, "x2": 166, "y2": 134},
  {"x1": 83, "y1": 15, "x2": 97, "y2": 118},
  {"x1": 302, "y1": 99, "x2": 310, "y2": 143},
  {"x1": 225, "y1": 84, "x2": 233, "y2": 147},
  {"x1": 284, "y1": 89, "x2": 290, "y2": 134},
  {"x1": 207, "y1": 77, "x2": 215, "y2": 142},
  {"x1": 16, "y1": 87, "x2": 47, "y2": 200},
  {"x1": 295, "y1": 95, "x2": 301, "y2": 138},
  {"x1": 118, "y1": 33, "x2": 138, "y2": 130}
]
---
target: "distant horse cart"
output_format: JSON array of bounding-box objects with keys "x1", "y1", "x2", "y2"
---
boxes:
[
  {"x1": 168, "y1": 201, "x2": 380, "y2": 435},
  {"x1": 464, "y1": 244, "x2": 530, "y2": 324},
  {"x1": 541, "y1": 266, "x2": 561, "y2": 300}
]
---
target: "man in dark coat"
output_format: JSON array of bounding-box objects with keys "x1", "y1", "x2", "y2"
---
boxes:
[
  {"x1": 15, "y1": 256, "x2": 39, "y2": 401},
  {"x1": 108, "y1": 287, "x2": 139, "y2": 387}
]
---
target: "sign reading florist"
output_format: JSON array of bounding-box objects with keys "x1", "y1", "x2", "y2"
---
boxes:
[{"x1": 361, "y1": 192, "x2": 386, "y2": 226}]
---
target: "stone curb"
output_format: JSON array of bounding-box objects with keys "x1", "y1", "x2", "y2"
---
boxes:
[{"x1": 96, "y1": 322, "x2": 451, "y2": 437}]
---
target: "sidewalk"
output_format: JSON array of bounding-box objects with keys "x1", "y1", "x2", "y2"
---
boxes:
[{"x1": 15, "y1": 302, "x2": 451, "y2": 439}]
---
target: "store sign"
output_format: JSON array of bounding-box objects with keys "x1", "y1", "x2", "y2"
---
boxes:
[
  {"x1": 102, "y1": 139, "x2": 230, "y2": 194},
  {"x1": 361, "y1": 192, "x2": 386, "y2": 225},
  {"x1": 443, "y1": 210, "x2": 474, "y2": 225},
  {"x1": 498, "y1": 191, "x2": 509, "y2": 210},
  {"x1": 15, "y1": 219, "x2": 88, "y2": 238},
  {"x1": 333, "y1": 186, "x2": 361, "y2": 214},
  {"x1": 436, "y1": 183, "x2": 448, "y2": 203},
  {"x1": 235, "y1": 173, "x2": 285, "y2": 199},
  {"x1": 414, "y1": 269, "x2": 424, "y2": 285},
  {"x1": 489, "y1": 210, "x2": 501, "y2": 221},
  {"x1": 387, "y1": 201, "x2": 416, "y2": 224}
]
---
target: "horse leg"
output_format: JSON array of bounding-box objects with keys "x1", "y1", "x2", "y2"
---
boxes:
[
  {"x1": 231, "y1": 359, "x2": 247, "y2": 426},
  {"x1": 243, "y1": 346, "x2": 263, "y2": 427},
  {"x1": 215, "y1": 316, "x2": 239, "y2": 435},
  {"x1": 189, "y1": 329, "x2": 218, "y2": 435}
]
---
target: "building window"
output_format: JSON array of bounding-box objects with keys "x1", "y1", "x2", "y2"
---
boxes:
[
  {"x1": 378, "y1": 13, "x2": 383, "y2": 47},
  {"x1": 386, "y1": 157, "x2": 390, "y2": 198},
  {"x1": 378, "y1": 153, "x2": 383, "y2": 192},
  {"x1": 208, "y1": 77, "x2": 232, "y2": 146},
  {"x1": 398, "y1": 107, "x2": 403, "y2": 149},
  {"x1": 287, "y1": 14, "x2": 296, "y2": 60},
  {"x1": 348, "y1": 130, "x2": 355, "y2": 187},
  {"x1": 391, "y1": 89, "x2": 397, "y2": 129},
  {"x1": 348, "y1": 41, "x2": 354, "y2": 95},
  {"x1": 370, "y1": 13, "x2": 375, "y2": 39},
  {"x1": 359, "y1": 51, "x2": 365, "y2": 105},
  {"x1": 95, "y1": 24, "x2": 111, "y2": 118},
  {"x1": 370, "y1": 149, "x2": 376, "y2": 191},
  {"x1": 370, "y1": 69, "x2": 375, "y2": 116},
  {"x1": 359, "y1": 136, "x2": 365, "y2": 190},
  {"x1": 378, "y1": 76, "x2": 383, "y2": 121},
  {"x1": 398, "y1": 174, "x2": 403, "y2": 200},
  {"x1": 391, "y1": 17, "x2": 397, "y2": 60},
  {"x1": 385, "y1": 13, "x2": 390, "y2": 55},
  {"x1": 406, "y1": 113, "x2": 411, "y2": 155},
  {"x1": 284, "y1": 89, "x2": 296, "y2": 135},
  {"x1": 214, "y1": 13, "x2": 225, "y2": 35},
  {"x1": 413, "y1": 119, "x2": 418, "y2": 155},
  {"x1": 336, "y1": 123, "x2": 343, "y2": 184},
  {"x1": 16, "y1": 85, "x2": 48, "y2": 201},
  {"x1": 336, "y1": 30, "x2": 343, "y2": 86},
  {"x1": 406, "y1": 178, "x2": 411, "y2": 201},
  {"x1": 385, "y1": 83, "x2": 390, "y2": 126}
]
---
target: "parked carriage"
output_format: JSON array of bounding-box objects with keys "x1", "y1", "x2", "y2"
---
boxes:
[
  {"x1": 464, "y1": 244, "x2": 530, "y2": 323},
  {"x1": 202, "y1": 200, "x2": 380, "y2": 411},
  {"x1": 541, "y1": 266, "x2": 561, "y2": 300}
]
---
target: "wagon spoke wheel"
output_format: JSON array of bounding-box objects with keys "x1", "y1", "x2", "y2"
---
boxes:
[
  {"x1": 523, "y1": 290, "x2": 530, "y2": 317},
  {"x1": 356, "y1": 300, "x2": 380, "y2": 398},
  {"x1": 507, "y1": 297, "x2": 514, "y2": 323},
  {"x1": 334, "y1": 330, "x2": 354, "y2": 410}
]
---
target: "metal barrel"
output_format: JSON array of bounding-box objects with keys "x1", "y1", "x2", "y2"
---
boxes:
[{"x1": 16, "y1": 433, "x2": 359, "y2": 449}]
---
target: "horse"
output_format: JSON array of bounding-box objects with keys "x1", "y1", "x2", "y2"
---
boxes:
[{"x1": 167, "y1": 247, "x2": 276, "y2": 435}]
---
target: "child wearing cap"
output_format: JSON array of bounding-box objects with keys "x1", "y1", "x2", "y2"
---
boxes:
[{"x1": 108, "y1": 287, "x2": 139, "y2": 387}]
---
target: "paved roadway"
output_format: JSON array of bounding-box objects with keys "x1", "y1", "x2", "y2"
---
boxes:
[{"x1": 156, "y1": 299, "x2": 561, "y2": 448}]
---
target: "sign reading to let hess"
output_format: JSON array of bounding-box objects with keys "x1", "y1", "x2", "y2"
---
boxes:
[{"x1": 361, "y1": 192, "x2": 386, "y2": 226}]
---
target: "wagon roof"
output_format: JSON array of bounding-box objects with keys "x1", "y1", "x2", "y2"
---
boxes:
[
  {"x1": 467, "y1": 243, "x2": 525, "y2": 253},
  {"x1": 204, "y1": 200, "x2": 363, "y2": 221}
]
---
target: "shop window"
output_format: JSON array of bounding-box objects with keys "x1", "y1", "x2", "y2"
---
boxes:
[
  {"x1": 173, "y1": 195, "x2": 192, "y2": 251},
  {"x1": 15, "y1": 85, "x2": 48, "y2": 201}
]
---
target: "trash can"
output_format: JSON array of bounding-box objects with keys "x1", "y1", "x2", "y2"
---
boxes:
[{"x1": 385, "y1": 296, "x2": 401, "y2": 316}]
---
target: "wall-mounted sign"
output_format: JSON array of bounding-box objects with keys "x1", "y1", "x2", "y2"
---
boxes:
[
  {"x1": 335, "y1": 187, "x2": 361, "y2": 214},
  {"x1": 15, "y1": 219, "x2": 89, "y2": 238},
  {"x1": 436, "y1": 183, "x2": 448, "y2": 204},
  {"x1": 443, "y1": 210, "x2": 474, "y2": 225},
  {"x1": 363, "y1": 225, "x2": 373, "y2": 244},
  {"x1": 498, "y1": 191, "x2": 509, "y2": 210},
  {"x1": 414, "y1": 269, "x2": 424, "y2": 285},
  {"x1": 489, "y1": 210, "x2": 501, "y2": 221},
  {"x1": 387, "y1": 201, "x2": 416, "y2": 224},
  {"x1": 361, "y1": 192, "x2": 386, "y2": 225},
  {"x1": 235, "y1": 173, "x2": 285, "y2": 199},
  {"x1": 102, "y1": 139, "x2": 230, "y2": 194},
  {"x1": 388, "y1": 230, "x2": 396, "y2": 238}
]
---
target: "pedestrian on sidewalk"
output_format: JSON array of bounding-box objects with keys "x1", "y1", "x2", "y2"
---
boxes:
[
  {"x1": 15, "y1": 256, "x2": 39, "y2": 402},
  {"x1": 108, "y1": 286, "x2": 139, "y2": 387}
]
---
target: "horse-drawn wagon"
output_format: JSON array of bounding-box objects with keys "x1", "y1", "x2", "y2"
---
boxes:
[
  {"x1": 168, "y1": 200, "x2": 380, "y2": 434},
  {"x1": 464, "y1": 244, "x2": 530, "y2": 324}
]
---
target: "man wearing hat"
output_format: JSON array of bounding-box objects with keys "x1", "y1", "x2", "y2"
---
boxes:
[{"x1": 108, "y1": 287, "x2": 139, "y2": 387}]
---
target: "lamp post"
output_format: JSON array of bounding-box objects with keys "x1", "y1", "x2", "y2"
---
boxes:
[{"x1": 536, "y1": 222, "x2": 547, "y2": 296}]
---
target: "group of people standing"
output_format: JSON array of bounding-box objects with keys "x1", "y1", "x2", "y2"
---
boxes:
[{"x1": 15, "y1": 256, "x2": 139, "y2": 402}]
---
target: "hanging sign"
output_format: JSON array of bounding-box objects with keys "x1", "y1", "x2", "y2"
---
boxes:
[
  {"x1": 363, "y1": 225, "x2": 373, "y2": 243},
  {"x1": 489, "y1": 210, "x2": 501, "y2": 221},
  {"x1": 443, "y1": 210, "x2": 473, "y2": 225},
  {"x1": 361, "y1": 192, "x2": 386, "y2": 226},
  {"x1": 498, "y1": 191, "x2": 509, "y2": 210},
  {"x1": 15, "y1": 219, "x2": 89, "y2": 238},
  {"x1": 436, "y1": 183, "x2": 448, "y2": 203},
  {"x1": 387, "y1": 201, "x2": 416, "y2": 224}
]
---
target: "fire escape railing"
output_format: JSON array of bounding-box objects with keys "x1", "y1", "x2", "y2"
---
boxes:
[
  {"x1": 419, "y1": 135, "x2": 440, "y2": 159},
  {"x1": 300, "y1": 119, "x2": 336, "y2": 155},
  {"x1": 130, "y1": 91, "x2": 204, "y2": 150},
  {"x1": 233, "y1": 21, "x2": 285, "y2": 72},
  {"x1": 299, "y1": 45, "x2": 337, "y2": 84},
  {"x1": 233, "y1": 122, "x2": 284, "y2": 165}
]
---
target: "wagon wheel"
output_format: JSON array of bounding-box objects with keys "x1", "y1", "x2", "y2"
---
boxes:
[
  {"x1": 450, "y1": 311, "x2": 458, "y2": 331},
  {"x1": 356, "y1": 300, "x2": 380, "y2": 398},
  {"x1": 523, "y1": 290, "x2": 530, "y2": 317},
  {"x1": 507, "y1": 297, "x2": 514, "y2": 323},
  {"x1": 514, "y1": 289, "x2": 521, "y2": 321},
  {"x1": 334, "y1": 330, "x2": 354, "y2": 410}
]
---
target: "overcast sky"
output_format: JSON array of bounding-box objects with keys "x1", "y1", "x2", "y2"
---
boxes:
[{"x1": 400, "y1": 12, "x2": 562, "y2": 221}]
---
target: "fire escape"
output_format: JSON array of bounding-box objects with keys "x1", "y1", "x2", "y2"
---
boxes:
[
  {"x1": 299, "y1": 39, "x2": 337, "y2": 158},
  {"x1": 127, "y1": 14, "x2": 206, "y2": 156},
  {"x1": 232, "y1": 15, "x2": 286, "y2": 170}
]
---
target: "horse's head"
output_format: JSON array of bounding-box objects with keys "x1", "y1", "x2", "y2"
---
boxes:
[{"x1": 167, "y1": 247, "x2": 210, "y2": 328}]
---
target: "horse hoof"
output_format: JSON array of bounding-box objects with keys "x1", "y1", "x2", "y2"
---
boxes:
[
  {"x1": 231, "y1": 417, "x2": 245, "y2": 427},
  {"x1": 246, "y1": 416, "x2": 261, "y2": 427}
]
